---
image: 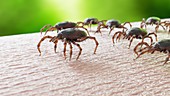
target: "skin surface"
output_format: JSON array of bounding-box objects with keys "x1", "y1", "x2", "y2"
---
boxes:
[{"x1": 1, "y1": 20, "x2": 170, "y2": 95}]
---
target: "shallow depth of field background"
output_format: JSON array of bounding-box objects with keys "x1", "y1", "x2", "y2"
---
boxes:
[{"x1": 0, "y1": 0, "x2": 170, "y2": 36}]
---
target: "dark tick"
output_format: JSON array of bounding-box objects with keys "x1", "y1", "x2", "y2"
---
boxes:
[{"x1": 37, "y1": 28, "x2": 99, "y2": 60}]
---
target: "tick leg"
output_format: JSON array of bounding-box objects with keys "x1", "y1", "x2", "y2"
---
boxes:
[
  {"x1": 116, "y1": 32, "x2": 125, "y2": 42},
  {"x1": 155, "y1": 24, "x2": 165, "y2": 32},
  {"x1": 49, "y1": 36, "x2": 58, "y2": 53},
  {"x1": 53, "y1": 40, "x2": 58, "y2": 53},
  {"x1": 95, "y1": 23, "x2": 104, "y2": 36},
  {"x1": 40, "y1": 24, "x2": 52, "y2": 35},
  {"x1": 112, "y1": 31, "x2": 122, "y2": 44},
  {"x1": 89, "y1": 20, "x2": 94, "y2": 31},
  {"x1": 135, "y1": 47, "x2": 155, "y2": 60},
  {"x1": 148, "y1": 32, "x2": 158, "y2": 41},
  {"x1": 45, "y1": 27, "x2": 57, "y2": 36},
  {"x1": 108, "y1": 27, "x2": 114, "y2": 35},
  {"x1": 128, "y1": 36, "x2": 135, "y2": 48},
  {"x1": 135, "y1": 49, "x2": 151, "y2": 60},
  {"x1": 76, "y1": 36, "x2": 99, "y2": 54},
  {"x1": 86, "y1": 36, "x2": 99, "y2": 54},
  {"x1": 68, "y1": 42, "x2": 73, "y2": 61},
  {"x1": 133, "y1": 42, "x2": 150, "y2": 55},
  {"x1": 164, "y1": 57, "x2": 169, "y2": 64},
  {"x1": 155, "y1": 25, "x2": 159, "y2": 32},
  {"x1": 142, "y1": 36, "x2": 153, "y2": 46},
  {"x1": 123, "y1": 22, "x2": 132, "y2": 28},
  {"x1": 72, "y1": 41, "x2": 82, "y2": 60},
  {"x1": 54, "y1": 44, "x2": 57, "y2": 53},
  {"x1": 63, "y1": 41, "x2": 67, "y2": 60},
  {"x1": 147, "y1": 36, "x2": 153, "y2": 44},
  {"x1": 164, "y1": 51, "x2": 170, "y2": 65},
  {"x1": 37, "y1": 36, "x2": 53, "y2": 56},
  {"x1": 140, "y1": 18, "x2": 147, "y2": 29},
  {"x1": 160, "y1": 24, "x2": 166, "y2": 30}
]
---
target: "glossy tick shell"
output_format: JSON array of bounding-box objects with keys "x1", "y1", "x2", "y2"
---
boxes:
[
  {"x1": 126, "y1": 27, "x2": 147, "y2": 38},
  {"x1": 152, "y1": 39, "x2": 170, "y2": 51},
  {"x1": 57, "y1": 28, "x2": 87, "y2": 40},
  {"x1": 134, "y1": 39, "x2": 170, "y2": 64},
  {"x1": 146, "y1": 17, "x2": 161, "y2": 24},
  {"x1": 84, "y1": 18, "x2": 98, "y2": 24},
  {"x1": 106, "y1": 19, "x2": 121, "y2": 27},
  {"x1": 37, "y1": 28, "x2": 98, "y2": 60},
  {"x1": 55, "y1": 21, "x2": 77, "y2": 30}
]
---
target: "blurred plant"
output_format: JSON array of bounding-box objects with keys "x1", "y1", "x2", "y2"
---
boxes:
[
  {"x1": 0, "y1": 0, "x2": 61, "y2": 36},
  {"x1": 0, "y1": 0, "x2": 169, "y2": 36}
]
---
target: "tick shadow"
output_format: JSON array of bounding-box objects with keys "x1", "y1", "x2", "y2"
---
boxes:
[{"x1": 68, "y1": 60, "x2": 112, "y2": 77}]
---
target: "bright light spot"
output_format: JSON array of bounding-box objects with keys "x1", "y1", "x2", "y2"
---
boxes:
[{"x1": 44, "y1": 0, "x2": 81, "y2": 21}]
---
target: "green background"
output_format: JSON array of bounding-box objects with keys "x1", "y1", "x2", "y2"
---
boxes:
[{"x1": 0, "y1": 0, "x2": 169, "y2": 36}]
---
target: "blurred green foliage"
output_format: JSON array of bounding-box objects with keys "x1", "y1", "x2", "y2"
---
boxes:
[{"x1": 0, "y1": 0, "x2": 169, "y2": 36}]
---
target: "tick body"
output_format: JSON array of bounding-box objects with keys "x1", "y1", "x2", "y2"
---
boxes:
[
  {"x1": 141, "y1": 17, "x2": 166, "y2": 32},
  {"x1": 134, "y1": 39, "x2": 170, "y2": 64},
  {"x1": 146, "y1": 17, "x2": 160, "y2": 24},
  {"x1": 40, "y1": 21, "x2": 90, "y2": 36},
  {"x1": 84, "y1": 18, "x2": 99, "y2": 25},
  {"x1": 77, "y1": 18, "x2": 99, "y2": 29},
  {"x1": 37, "y1": 28, "x2": 99, "y2": 60},
  {"x1": 77, "y1": 18, "x2": 106, "y2": 31},
  {"x1": 112, "y1": 27, "x2": 157, "y2": 48},
  {"x1": 96, "y1": 19, "x2": 132, "y2": 35}
]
